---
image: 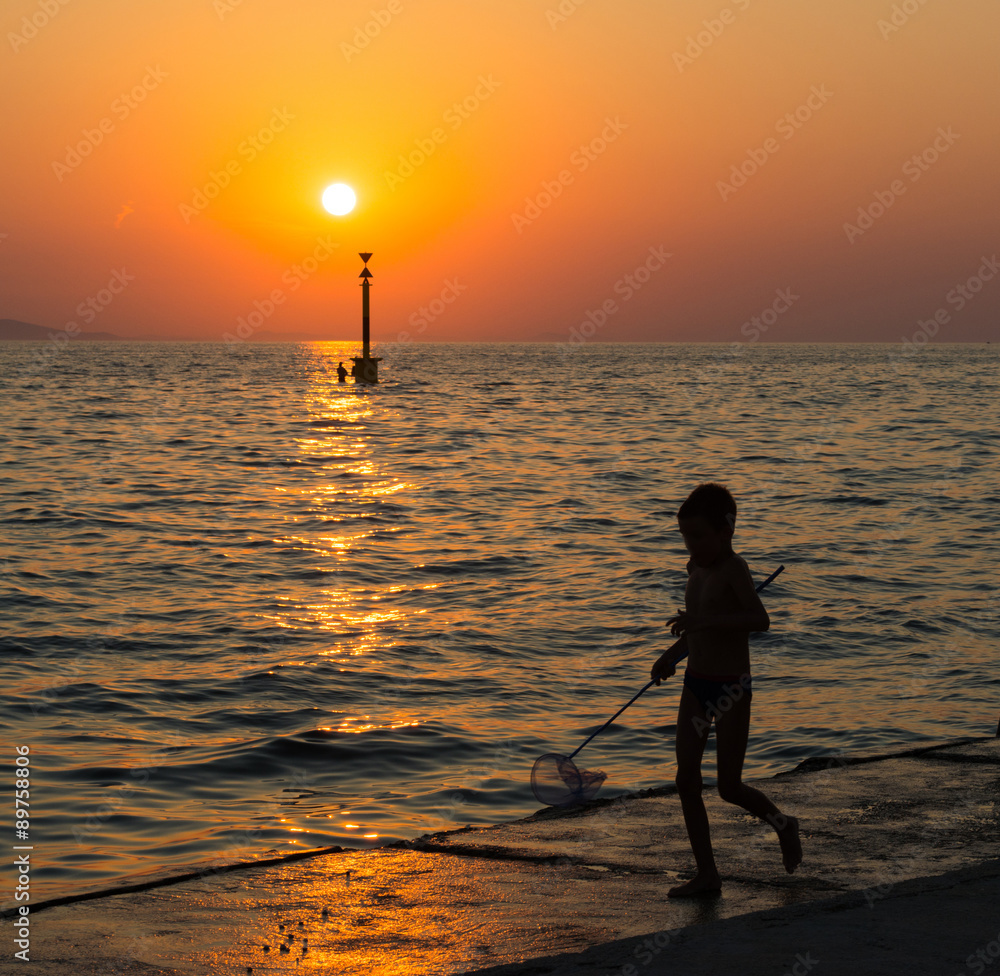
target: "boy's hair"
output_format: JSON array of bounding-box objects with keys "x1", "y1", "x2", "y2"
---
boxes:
[{"x1": 677, "y1": 482, "x2": 737, "y2": 531}]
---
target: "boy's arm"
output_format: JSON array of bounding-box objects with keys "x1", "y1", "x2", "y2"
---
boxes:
[
  {"x1": 651, "y1": 634, "x2": 688, "y2": 685},
  {"x1": 669, "y1": 560, "x2": 770, "y2": 635},
  {"x1": 652, "y1": 559, "x2": 693, "y2": 684}
]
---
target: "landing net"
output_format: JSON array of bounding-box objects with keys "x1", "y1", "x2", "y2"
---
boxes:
[{"x1": 530, "y1": 752, "x2": 607, "y2": 807}]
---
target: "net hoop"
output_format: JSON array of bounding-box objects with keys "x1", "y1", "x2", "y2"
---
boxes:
[{"x1": 531, "y1": 752, "x2": 606, "y2": 807}]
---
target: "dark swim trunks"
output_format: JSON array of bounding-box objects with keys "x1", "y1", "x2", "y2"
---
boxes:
[{"x1": 683, "y1": 668, "x2": 753, "y2": 718}]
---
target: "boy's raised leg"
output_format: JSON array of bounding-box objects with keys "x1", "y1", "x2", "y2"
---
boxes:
[
  {"x1": 669, "y1": 689, "x2": 722, "y2": 897},
  {"x1": 714, "y1": 696, "x2": 802, "y2": 874}
]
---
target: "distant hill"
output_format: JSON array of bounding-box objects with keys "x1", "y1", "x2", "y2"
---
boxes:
[
  {"x1": 0, "y1": 319, "x2": 125, "y2": 341},
  {"x1": 0, "y1": 320, "x2": 344, "y2": 342}
]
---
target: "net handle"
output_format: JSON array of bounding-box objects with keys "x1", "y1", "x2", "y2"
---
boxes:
[{"x1": 567, "y1": 564, "x2": 784, "y2": 760}]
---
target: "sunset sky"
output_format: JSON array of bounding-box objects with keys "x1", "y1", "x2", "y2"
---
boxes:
[{"x1": 2, "y1": 0, "x2": 998, "y2": 342}]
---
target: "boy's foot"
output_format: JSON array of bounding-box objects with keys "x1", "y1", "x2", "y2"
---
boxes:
[
  {"x1": 777, "y1": 815, "x2": 802, "y2": 874},
  {"x1": 667, "y1": 872, "x2": 722, "y2": 898}
]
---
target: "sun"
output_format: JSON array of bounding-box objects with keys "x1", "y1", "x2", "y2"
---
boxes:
[{"x1": 322, "y1": 183, "x2": 356, "y2": 216}]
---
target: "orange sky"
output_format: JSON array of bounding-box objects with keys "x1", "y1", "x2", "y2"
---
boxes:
[{"x1": 2, "y1": 0, "x2": 998, "y2": 342}]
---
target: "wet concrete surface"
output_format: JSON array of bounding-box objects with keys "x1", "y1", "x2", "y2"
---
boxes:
[
  {"x1": 2, "y1": 736, "x2": 997, "y2": 975},
  {"x1": 462, "y1": 859, "x2": 1000, "y2": 976}
]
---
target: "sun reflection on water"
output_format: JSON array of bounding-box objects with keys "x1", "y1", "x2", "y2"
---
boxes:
[
  {"x1": 254, "y1": 347, "x2": 437, "y2": 849},
  {"x1": 266, "y1": 345, "x2": 419, "y2": 669}
]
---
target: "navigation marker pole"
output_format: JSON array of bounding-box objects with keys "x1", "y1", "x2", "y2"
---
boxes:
[{"x1": 352, "y1": 251, "x2": 382, "y2": 384}]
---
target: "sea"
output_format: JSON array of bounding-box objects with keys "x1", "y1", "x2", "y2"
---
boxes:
[{"x1": 2, "y1": 340, "x2": 998, "y2": 907}]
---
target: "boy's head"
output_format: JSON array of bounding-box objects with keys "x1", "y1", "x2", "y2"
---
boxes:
[{"x1": 676, "y1": 483, "x2": 737, "y2": 566}]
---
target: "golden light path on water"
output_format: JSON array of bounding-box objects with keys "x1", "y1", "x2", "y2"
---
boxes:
[
  {"x1": 220, "y1": 346, "x2": 544, "y2": 976},
  {"x1": 265, "y1": 344, "x2": 430, "y2": 844}
]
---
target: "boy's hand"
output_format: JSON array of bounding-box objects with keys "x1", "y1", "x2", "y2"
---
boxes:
[
  {"x1": 666, "y1": 610, "x2": 703, "y2": 636},
  {"x1": 650, "y1": 653, "x2": 677, "y2": 686}
]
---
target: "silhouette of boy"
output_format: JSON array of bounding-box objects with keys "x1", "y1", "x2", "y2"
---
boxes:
[{"x1": 650, "y1": 482, "x2": 801, "y2": 896}]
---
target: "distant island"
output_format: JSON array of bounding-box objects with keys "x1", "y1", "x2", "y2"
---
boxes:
[
  {"x1": 0, "y1": 319, "x2": 337, "y2": 342},
  {"x1": 0, "y1": 319, "x2": 124, "y2": 341}
]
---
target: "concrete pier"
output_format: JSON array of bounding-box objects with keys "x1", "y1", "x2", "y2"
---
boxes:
[{"x1": 4, "y1": 736, "x2": 998, "y2": 975}]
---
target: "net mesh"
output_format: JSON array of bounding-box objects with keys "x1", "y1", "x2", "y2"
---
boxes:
[{"x1": 531, "y1": 753, "x2": 607, "y2": 807}]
